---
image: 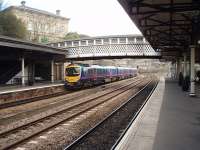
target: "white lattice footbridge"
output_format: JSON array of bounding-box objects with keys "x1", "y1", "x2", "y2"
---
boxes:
[{"x1": 49, "y1": 35, "x2": 161, "y2": 60}]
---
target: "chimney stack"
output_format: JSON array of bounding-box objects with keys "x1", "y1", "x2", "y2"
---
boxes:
[
  {"x1": 21, "y1": 1, "x2": 26, "y2": 6},
  {"x1": 56, "y1": 10, "x2": 60, "y2": 16}
]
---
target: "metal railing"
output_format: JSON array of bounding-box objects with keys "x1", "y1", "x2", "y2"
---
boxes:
[{"x1": 49, "y1": 35, "x2": 161, "y2": 59}]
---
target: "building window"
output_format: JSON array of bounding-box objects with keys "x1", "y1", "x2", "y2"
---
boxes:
[
  {"x1": 27, "y1": 23, "x2": 33, "y2": 31},
  {"x1": 45, "y1": 25, "x2": 49, "y2": 31},
  {"x1": 55, "y1": 25, "x2": 63, "y2": 33}
]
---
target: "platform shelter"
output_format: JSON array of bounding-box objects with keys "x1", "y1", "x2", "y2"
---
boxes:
[{"x1": 0, "y1": 35, "x2": 66, "y2": 86}]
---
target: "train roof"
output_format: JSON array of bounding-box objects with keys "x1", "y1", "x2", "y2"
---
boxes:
[
  {"x1": 66, "y1": 64, "x2": 137, "y2": 70},
  {"x1": 75, "y1": 63, "x2": 90, "y2": 67},
  {"x1": 103, "y1": 66, "x2": 117, "y2": 68}
]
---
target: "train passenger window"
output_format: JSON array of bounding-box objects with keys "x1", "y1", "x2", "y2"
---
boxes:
[
  {"x1": 103, "y1": 69, "x2": 105, "y2": 75},
  {"x1": 88, "y1": 69, "x2": 92, "y2": 75},
  {"x1": 97, "y1": 69, "x2": 99, "y2": 75},
  {"x1": 99, "y1": 69, "x2": 101, "y2": 75},
  {"x1": 82, "y1": 69, "x2": 85, "y2": 77},
  {"x1": 89, "y1": 69, "x2": 95, "y2": 76},
  {"x1": 94, "y1": 70, "x2": 96, "y2": 75}
]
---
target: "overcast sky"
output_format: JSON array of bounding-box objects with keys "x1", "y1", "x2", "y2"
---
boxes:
[{"x1": 4, "y1": 0, "x2": 141, "y2": 36}]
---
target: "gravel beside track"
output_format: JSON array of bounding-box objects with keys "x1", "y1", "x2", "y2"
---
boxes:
[
  {"x1": 0, "y1": 77, "x2": 138, "y2": 122},
  {"x1": 0, "y1": 77, "x2": 145, "y2": 150},
  {"x1": 64, "y1": 79, "x2": 158, "y2": 150}
]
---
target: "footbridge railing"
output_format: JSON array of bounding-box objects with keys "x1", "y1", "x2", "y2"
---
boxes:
[{"x1": 49, "y1": 35, "x2": 161, "y2": 60}]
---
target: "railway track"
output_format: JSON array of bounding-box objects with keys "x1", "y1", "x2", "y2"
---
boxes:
[
  {"x1": 64, "y1": 79, "x2": 158, "y2": 150},
  {"x1": 0, "y1": 77, "x2": 146, "y2": 150},
  {"x1": 0, "y1": 77, "x2": 137, "y2": 109},
  {"x1": 0, "y1": 77, "x2": 139, "y2": 122}
]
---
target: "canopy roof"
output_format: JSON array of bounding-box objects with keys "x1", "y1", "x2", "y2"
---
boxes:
[
  {"x1": 0, "y1": 35, "x2": 66, "y2": 62},
  {"x1": 118, "y1": 0, "x2": 200, "y2": 60}
]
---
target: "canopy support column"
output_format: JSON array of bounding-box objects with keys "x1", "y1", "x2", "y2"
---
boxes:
[
  {"x1": 51, "y1": 59, "x2": 54, "y2": 83},
  {"x1": 62, "y1": 63, "x2": 65, "y2": 81},
  {"x1": 21, "y1": 56, "x2": 25, "y2": 86},
  {"x1": 183, "y1": 53, "x2": 187, "y2": 78},
  {"x1": 189, "y1": 46, "x2": 195, "y2": 96},
  {"x1": 176, "y1": 58, "x2": 181, "y2": 79}
]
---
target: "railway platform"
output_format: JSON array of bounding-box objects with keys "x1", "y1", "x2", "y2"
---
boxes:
[
  {"x1": 0, "y1": 82, "x2": 65, "y2": 106},
  {"x1": 115, "y1": 77, "x2": 200, "y2": 150}
]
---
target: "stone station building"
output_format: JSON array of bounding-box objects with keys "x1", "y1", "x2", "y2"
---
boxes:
[{"x1": 3, "y1": 1, "x2": 70, "y2": 43}]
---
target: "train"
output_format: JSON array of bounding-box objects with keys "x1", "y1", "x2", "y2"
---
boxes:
[{"x1": 64, "y1": 63, "x2": 137, "y2": 89}]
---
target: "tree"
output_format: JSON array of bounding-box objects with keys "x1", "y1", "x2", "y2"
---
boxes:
[
  {"x1": 64, "y1": 32, "x2": 90, "y2": 40},
  {"x1": 64, "y1": 32, "x2": 80, "y2": 40},
  {"x1": 79, "y1": 34, "x2": 90, "y2": 38},
  {"x1": 0, "y1": 11, "x2": 27, "y2": 39}
]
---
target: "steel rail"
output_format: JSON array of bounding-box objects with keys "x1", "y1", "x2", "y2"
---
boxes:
[
  {"x1": 63, "y1": 79, "x2": 155, "y2": 150},
  {"x1": 0, "y1": 77, "x2": 138, "y2": 122},
  {"x1": 0, "y1": 77, "x2": 137, "y2": 109},
  {"x1": 111, "y1": 80, "x2": 159, "y2": 150},
  {"x1": 0, "y1": 78, "x2": 144, "y2": 150}
]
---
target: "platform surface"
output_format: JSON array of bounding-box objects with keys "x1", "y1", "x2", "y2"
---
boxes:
[
  {"x1": 115, "y1": 78, "x2": 200, "y2": 150},
  {"x1": 0, "y1": 82, "x2": 64, "y2": 94}
]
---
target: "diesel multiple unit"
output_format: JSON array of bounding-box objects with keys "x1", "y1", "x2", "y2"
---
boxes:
[{"x1": 65, "y1": 64, "x2": 137, "y2": 88}]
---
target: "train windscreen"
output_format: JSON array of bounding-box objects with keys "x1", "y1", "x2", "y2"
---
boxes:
[{"x1": 66, "y1": 67, "x2": 80, "y2": 76}]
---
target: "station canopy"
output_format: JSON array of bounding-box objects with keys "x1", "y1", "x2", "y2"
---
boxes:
[
  {"x1": 0, "y1": 35, "x2": 66, "y2": 62},
  {"x1": 118, "y1": 0, "x2": 200, "y2": 61}
]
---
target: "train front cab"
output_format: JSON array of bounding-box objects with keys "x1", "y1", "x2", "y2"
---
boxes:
[{"x1": 65, "y1": 65, "x2": 82, "y2": 89}]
